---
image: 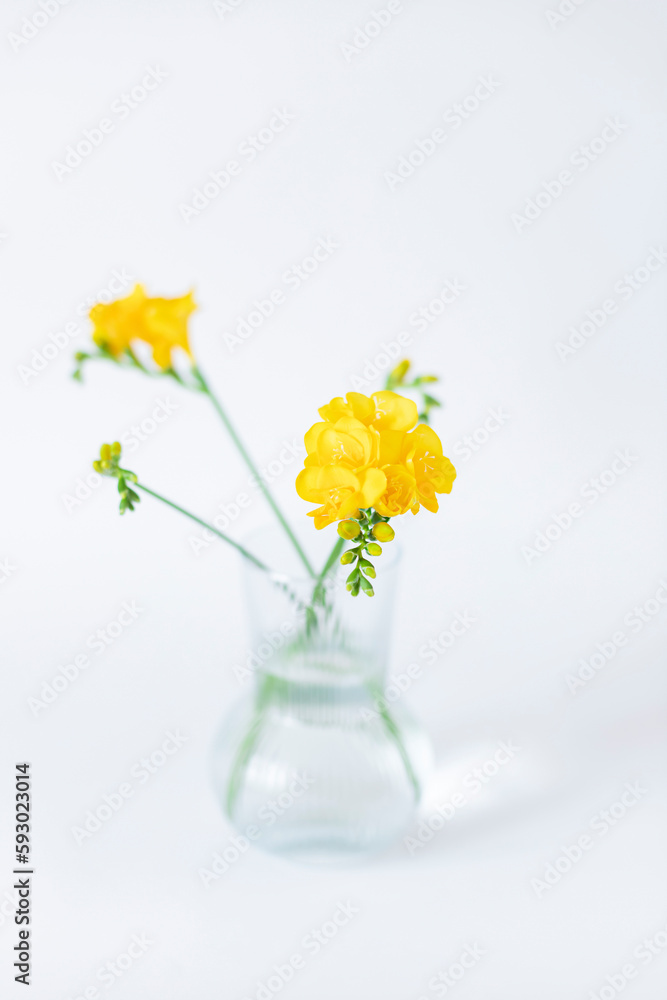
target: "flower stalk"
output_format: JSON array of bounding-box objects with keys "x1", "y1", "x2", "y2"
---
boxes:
[
  {"x1": 75, "y1": 282, "x2": 315, "y2": 580},
  {"x1": 192, "y1": 366, "x2": 315, "y2": 578},
  {"x1": 93, "y1": 443, "x2": 268, "y2": 572}
]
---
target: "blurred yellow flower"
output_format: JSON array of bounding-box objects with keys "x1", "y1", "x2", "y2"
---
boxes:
[
  {"x1": 90, "y1": 284, "x2": 196, "y2": 370},
  {"x1": 296, "y1": 390, "x2": 456, "y2": 527}
]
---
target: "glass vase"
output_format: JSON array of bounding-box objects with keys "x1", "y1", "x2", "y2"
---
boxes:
[{"x1": 210, "y1": 530, "x2": 433, "y2": 862}]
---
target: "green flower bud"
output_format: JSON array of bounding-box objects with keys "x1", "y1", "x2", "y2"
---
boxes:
[
  {"x1": 340, "y1": 550, "x2": 356, "y2": 565},
  {"x1": 390, "y1": 359, "x2": 410, "y2": 383},
  {"x1": 338, "y1": 519, "x2": 361, "y2": 540},
  {"x1": 372, "y1": 522, "x2": 395, "y2": 542},
  {"x1": 366, "y1": 542, "x2": 382, "y2": 556}
]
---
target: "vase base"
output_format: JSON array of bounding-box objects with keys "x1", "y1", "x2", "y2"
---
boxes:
[{"x1": 250, "y1": 824, "x2": 412, "y2": 865}]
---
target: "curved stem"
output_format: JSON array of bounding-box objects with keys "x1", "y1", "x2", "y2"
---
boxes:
[
  {"x1": 225, "y1": 673, "x2": 278, "y2": 817},
  {"x1": 367, "y1": 679, "x2": 420, "y2": 800},
  {"x1": 193, "y1": 367, "x2": 315, "y2": 578},
  {"x1": 134, "y1": 483, "x2": 268, "y2": 571},
  {"x1": 312, "y1": 537, "x2": 344, "y2": 605}
]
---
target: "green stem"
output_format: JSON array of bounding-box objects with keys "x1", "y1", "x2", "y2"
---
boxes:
[
  {"x1": 312, "y1": 537, "x2": 344, "y2": 604},
  {"x1": 134, "y1": 483, "x2": 268, "y2": 571},
  {"x1": 367, "y1": 679, "x2": 420, "y2": 801},
  {"x1": 193, "y1": 367, "x2": 315, "y2": 578},
  {"x1": 225, "y1": 673, "x2": 277, "y2": 817}
]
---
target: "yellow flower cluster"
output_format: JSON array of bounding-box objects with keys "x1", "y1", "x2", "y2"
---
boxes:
[
  {"x1": 296, "y1": 391, "x2": 456, "y2": 528},
  {"x1": 90, "y1": 284, "x2": 196, "y2": 370}
]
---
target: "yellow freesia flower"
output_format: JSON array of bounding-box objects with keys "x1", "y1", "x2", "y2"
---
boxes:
[
  {"x1": 295, "y1": 465, "x2": 387, "y2": 529},
  {"x1": 401, "y1": 424, "x2": 456, "y2": 513},
  {"x1": 374, "y1": 464, "x2": 418, "y2": 517},
  {"x1": 304, "y1": 417, "x2": 380, "y2": 470},
  {"x1": 317, "y1": 390, "x2": 418, "y2": 432},
  {"x1": 296, "y1": 390, "x2": 456, "y2": 527},
  {"x1": 90, "y1": 284, "x2": 196, "y2": 370},
  {"x1": 90, "y1": 284, "x2": 146, "y2": 357}
]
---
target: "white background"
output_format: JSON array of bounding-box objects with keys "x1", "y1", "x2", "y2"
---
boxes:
[{"x1": 1, "y1": 0, "x2": 667, "y2": 997}]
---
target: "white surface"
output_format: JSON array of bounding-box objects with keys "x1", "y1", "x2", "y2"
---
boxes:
[{"x1": 1, "y1": 1, "x2": 667, "y2": 997}]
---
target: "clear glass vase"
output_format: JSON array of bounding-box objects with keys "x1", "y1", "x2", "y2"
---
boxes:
[{"x1": 210, "y1": 529, "x2": 433, "y2": 862}]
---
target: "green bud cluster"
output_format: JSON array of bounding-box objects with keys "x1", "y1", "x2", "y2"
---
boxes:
[
  {"x1": 92, "y1": 442, "x2": 141, "y2": 514},
  {"x1": 337, "y1": 509, "x2": 394, "y2": 597},
  {"x1": 384, "y1": 359, "x2": 442, "y2": 424}
]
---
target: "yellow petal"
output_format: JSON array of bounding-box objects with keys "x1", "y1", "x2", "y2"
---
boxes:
[
  {"x1": 428, "y1": 455, "x2": 457, "y2": 493},
  {"x1": 370, "y1": 391, "x2": 418, "y2": 432},
  {"x1": 89, "y1": 285, "x2": 196, "y2": 369},
  {"x1": 377, "y1": 429, "x2": 405, "y2": 465},
  {"x1": 357, "y1": 467, "x2": 387, "y2": 507},
  {"x1": 317, "y1": 465, "x2": 360, "y2": 491},
  {"x1": 374, "y1": 464, "x2": 417, "y2": 517},
  {"x1": 295, "y1": 467, "x2": 324, "y2": 502},
  {"x1": 405, "y1": 423, "x2": 443, "y2": 457},
  {"x1": 318, "y1": 396, "x2": 352, "y2": 423},
  {"x1": 345, "y1": 392, "x2": 374, "y2": 423},
  {"x1": 317, "y1": 426, "x2": 367, "y2": 468},
  {"x1": 310, "y1": 506, "x2": 339, "y2": 529},
  {"x1": 89, "y1": 284, "x2": 147, "y2": 356},
  {"x1": 304, "y1": 422, "x2": 328, "y2": 455}
]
